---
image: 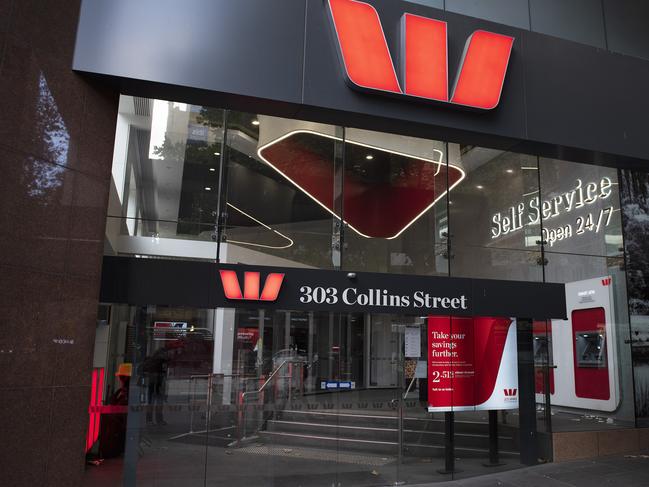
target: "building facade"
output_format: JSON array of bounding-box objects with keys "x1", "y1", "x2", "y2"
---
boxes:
[{"x1": 3, "y1": 0, "x2": 649, "y2": 485}]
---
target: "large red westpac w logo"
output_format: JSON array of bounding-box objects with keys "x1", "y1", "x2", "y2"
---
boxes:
[
  {"x1": 219, "y1": 270, "x2": 285, "y2": 302},
  {"x1": 327, "y1": 0, "x2": 514, "y2": 110}
]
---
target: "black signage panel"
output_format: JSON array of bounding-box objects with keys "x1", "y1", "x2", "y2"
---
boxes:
[
  {"x1": 74, "y1": 0, "x2": 649, "y2": 167},
  {"x1": 100, "y1": 257, "x2": 566, "y2": 319}
]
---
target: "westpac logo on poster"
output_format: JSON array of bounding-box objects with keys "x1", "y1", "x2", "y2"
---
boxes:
[
  {"x1": 503, "y1": 388, "x2": 518, "y2": 401},
  {"x1": 327, "y1": 0, "x2": 515, "y2": 110},
  {"x1": 219, "y1": 270, "x2": 285, "y2": 302}
]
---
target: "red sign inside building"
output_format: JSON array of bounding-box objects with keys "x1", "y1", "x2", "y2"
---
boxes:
[
  {"x1": 427, "y1": 316, "x2": 518, "y2": 411},
  {"x1": 258, "y1": 132, "x2": 464, "y2": 239}
]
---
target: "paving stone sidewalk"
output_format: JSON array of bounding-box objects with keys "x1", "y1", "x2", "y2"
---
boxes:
[{"x1": 412, "y1": 451, "x2": 649, "y2": 487}]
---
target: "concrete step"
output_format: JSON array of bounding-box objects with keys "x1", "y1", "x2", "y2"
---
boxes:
[
  {"x1": 257, "y1": 430, "x2": 519, "y2": 459},
  {"x1": 266, "y1": 419, "x2": 517, "y2": 451},
  {"x1": 277, "y1": 410, "x2": 497, "y2": 435}
]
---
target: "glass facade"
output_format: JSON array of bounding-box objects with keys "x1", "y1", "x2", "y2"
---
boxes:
[
  {"x1": 620, "y1": 169, "x2": 649, "y2": 426},
  {"x1": 87, "y1": 95, "x2": 637, "y2": 485}
]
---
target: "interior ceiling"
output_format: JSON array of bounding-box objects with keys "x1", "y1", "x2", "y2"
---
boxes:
[
  {"x1": 119, "y1": 97, "x2": 507, "y2": 241},
  {"x1": 259, "y1": 131, "x2": 462, "y2": 239}
]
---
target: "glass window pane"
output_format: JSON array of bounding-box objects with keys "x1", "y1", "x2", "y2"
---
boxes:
[
  {"x1": 106, "y1": 96, "x2": 222, "y2": 260},
  {"x1": 449, "y1": 148, "x2": 542, "y2": 281},
  {"x1": 539, "y1": 159, "x2": 635, "y2": 430},
  {"x1": 222, "y1": 114, "x2": 339, "y2": 269},
  {"x1": 342, "y1": 129, "x2": 452, "y2": 276}
]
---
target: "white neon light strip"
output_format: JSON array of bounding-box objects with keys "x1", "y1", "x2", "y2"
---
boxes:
[
  {"x1": 257, "y1": 130, "x2": 465, "y2": 240},
  {"x1": 226, "y1": 202, "x2": 294, "y2": 250}
]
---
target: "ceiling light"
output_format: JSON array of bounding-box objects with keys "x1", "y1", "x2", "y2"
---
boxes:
[
  {"x1": 209, "y1": 168, "x2": 216, "y2": 172},
  {"x1": 204, "y1": 187, "x2": 212, "y2": 191},
  {"x1": 476, "y1": 185, "x2": 484, "y2": 189},
  {"x1": 506, "y1": 169, "x2": 514, "y2": 174},
  {"x1": 251, "y1": 119, "x2": 260, "y2": 126},
  {"x1": 366, "y1": 154, "x2": 374, "y2": 160},
  {"x1": 214, "y1": 151, "x2": 220, "y2": 156}
]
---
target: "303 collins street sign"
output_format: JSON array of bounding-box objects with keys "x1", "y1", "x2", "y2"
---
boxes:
[
  {"x1": 214, "y1": 264, "x2": 567, "y2": 318},
  {"x1": 98, "y1": 257, "x2": 567, "y2": 319}
]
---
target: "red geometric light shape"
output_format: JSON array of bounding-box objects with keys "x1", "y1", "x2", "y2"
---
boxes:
[
  {"x1": 450, "y1": 30, "x2": 514, "y2": 110},
  {"x1": 220, "y1": 270, "x2": 243, "y2": 299},
  {"x1": 260, "y1": 273, "x2": 285, "y2": 301},
  {"x1": 328, "y1": 0, "x2": 401, "y2": 93},
  {"x1": 327, "y1": 0, "x2": 514, "y2": 110},
  {"x1": 86, "y1": 367, "x2": 105, "y2": 452},
  {"x1": 258, "y1": 131, "x2": 464, "y2": 239},
  {"x1": 220, "y1": 270, "x2": 284, "y2": 301},
  {"x1": 243, "y1": 272, "x2": 261, "y2": 300},
  {"x1": 402, "y1": 14, "x2": 448, "y2": 102}
]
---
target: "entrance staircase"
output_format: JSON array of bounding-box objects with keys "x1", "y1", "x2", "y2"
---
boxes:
[{"x1": 257, "y1": 409, "x2": 520, "y2": 459}]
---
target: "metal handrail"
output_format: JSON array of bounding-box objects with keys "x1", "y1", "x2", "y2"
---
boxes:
[
  {"x1": 237, "y1": 359, "x2": 305, "y2": 444},
  {"x1": 403, "y1": 376, "x2": 417, "y2": 400},
  {"x1": 186, "y1": 373, "x2": 252, "y2": 435},
  {"x1": 240, "y1": 359, "x2": 291, "y2": 402},
  {"x1": 189, "y1": 373, "x2": 243, "y2": 380}
]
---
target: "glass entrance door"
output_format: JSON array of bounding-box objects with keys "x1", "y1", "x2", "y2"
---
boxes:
[
  {"x1": 369, "y1": 314, "x2": 399, "y2": 388},
  {"x1": 89, "y1": 306, "x2": 552, "y2": 486}
]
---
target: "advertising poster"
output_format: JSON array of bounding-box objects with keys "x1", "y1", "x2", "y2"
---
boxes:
[{"x1": 427, "y1": 317, "x2": 518, "y2": 412}]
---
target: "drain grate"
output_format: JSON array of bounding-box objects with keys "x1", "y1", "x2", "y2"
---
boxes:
[{"x1": 236, "y1": 445, "x2": 395, "y2": 466}]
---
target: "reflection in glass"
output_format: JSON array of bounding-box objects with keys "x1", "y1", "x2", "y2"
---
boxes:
[
  {"x1": 539, "y1": 158, "x2": 623, "y2": 258},
  {"x1": 341, "y1": 130, "x2": 455, "y2": 275},
  {"x1": 449, "y1": 148, "x2": 542, "y2": 280},
  {"x1": 222, "y1": 115, "x2": 340, "y2": 269},
  {"x1": 27, "y1": 73, "x2": 68, "y2": 198}
]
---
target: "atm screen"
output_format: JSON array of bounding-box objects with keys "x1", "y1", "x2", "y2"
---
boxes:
[{"x1": 575, "y1": 331, "x2": 607, "y2": 368}]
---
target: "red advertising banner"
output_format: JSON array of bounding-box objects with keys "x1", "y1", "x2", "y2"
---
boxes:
[
  {"x1": 428, "y1": 316, "x2": 518, "y2": 412},
  {"x1": 236, "y1": 327, "x2": 259, "y2": 345}
]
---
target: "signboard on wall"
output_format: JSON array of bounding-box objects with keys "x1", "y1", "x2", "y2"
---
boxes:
[
  {"x1": 427, "y1": 316, "x2": 518, "y2": 412},
  {"x1": 490, "y1": 177, "x2": 617, "y2": 249},
  {"x1": 327, "y1": 0, "x2": 515, "y2": 111},
  {"x1": 100, "y1": 257, "x2": 567, "y2": 320}
]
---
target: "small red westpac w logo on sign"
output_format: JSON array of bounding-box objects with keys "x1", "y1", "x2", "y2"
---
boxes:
[
  {"x1": 219, "y1": 270, "x2": 285, "y2": 302},
  {"x1": 504, "y1": 388, "x2": 517, "y2": 397},
  {"x1": 327, "y1": 0, "x2": 514, "y2": 110},
  {"x1": 602, "y1": 277, "x2": 612, "y2": 286}
]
